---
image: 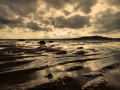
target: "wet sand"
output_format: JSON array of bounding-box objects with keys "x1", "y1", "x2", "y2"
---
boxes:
[{"x1": 0, "y1": 40, "x2": 120, "y2": 90}]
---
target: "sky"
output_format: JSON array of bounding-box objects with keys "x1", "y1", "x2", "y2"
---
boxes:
[{"x1": 0, "y1": 0, "x2": 120, "y2": 39}]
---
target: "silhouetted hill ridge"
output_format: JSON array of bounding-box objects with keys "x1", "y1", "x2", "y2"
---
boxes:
[
  {"x1": 73, "y1": 36, "x2": 120, "y2": 40},
  {"x1": 0, "y1": 36, "x2": 120, "y2": 40}
]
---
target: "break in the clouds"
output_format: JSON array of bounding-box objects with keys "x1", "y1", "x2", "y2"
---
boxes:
[{"x1": 0, "y1": 0, "x2": 120, "y2": 39}]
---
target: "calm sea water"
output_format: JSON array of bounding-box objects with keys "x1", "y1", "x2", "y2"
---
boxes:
[{"x1": 0, "y1": 40, "x2": 120, "y2": 90}]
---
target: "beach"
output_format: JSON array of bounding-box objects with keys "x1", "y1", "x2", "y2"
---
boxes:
[{"x1": 0, "y1": 40, "x2": 120, "y2": 90}]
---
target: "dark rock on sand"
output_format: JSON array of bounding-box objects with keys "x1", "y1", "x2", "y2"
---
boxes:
[
  {"x1": 49, "y1": 41, "x2": 54, "y2": 43},
  {"x1": 50, "y1": 45, "x2": 56, "y2": 47},
  {"x1": 18, "y1": 39, "x2": 25, "y2": 41},
  {"x1": 45, "y1": 73, "x2": 53, "y2": 79},
  {"x1": 74, "y1": 50, "x2": 86, "y2": 55},
  {"x1": 39, "y1": 41, "x2": 46, "y2": 45},
  {"x1": 90, "y1": 49, "x2": 97, "y2": 52},
  {"x1": 77, "y1": 47, "x2": 83, "y2": 49},
  {"x1": 56, "y1": 51, "x2": 67, "y2": 55}
]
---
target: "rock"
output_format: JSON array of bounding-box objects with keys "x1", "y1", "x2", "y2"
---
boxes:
[
  {"x1": 50, "y1": 45, "x2": 56, "y2": 47},
  {"x1": 74, "y1": 50, "x2": 86, "y2": 55},
  {"x1": 18, "y1": 39, "x2": 25, "y2": 41},
  {"x1": 39, "y1": 41, "x2": 46, "y2": 45},
  {"x1": 45, "y1": 73, "x2": 53, "y2": 79},
  {"x1": 49, "y1": 41, "x2": 54, "y2": 43},
  {"x1": 90, "y1": 49, "x2": 97, "y2": 52},
  {"x1": 77, "y1": 47, "x2": 83, "y2": 49},
  {"x1": 56, "y1": 51, "x2": 67, "y2": 55}
]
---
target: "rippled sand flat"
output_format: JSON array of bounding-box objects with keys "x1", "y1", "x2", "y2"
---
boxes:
[{"x1": 0, "y1": 40, "x2": 120, "y2": 90}]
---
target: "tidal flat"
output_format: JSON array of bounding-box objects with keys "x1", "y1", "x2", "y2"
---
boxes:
[{"x1": 0, "y1": 40, "x2": 120, "y2": 90}]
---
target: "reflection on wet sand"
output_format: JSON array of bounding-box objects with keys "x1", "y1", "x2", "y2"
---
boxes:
[{"x1": 0, "y1": 40, "x2": 120, "y2": 90}]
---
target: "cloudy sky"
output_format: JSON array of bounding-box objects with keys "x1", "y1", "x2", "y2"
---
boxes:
[{"x1": 0, "y1": 0, "x2": 120, "y2": 39}]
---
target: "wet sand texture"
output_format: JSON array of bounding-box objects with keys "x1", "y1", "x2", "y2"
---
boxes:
[{"x1": 0, "y1": 40, "x2": 120, "y2": 90}]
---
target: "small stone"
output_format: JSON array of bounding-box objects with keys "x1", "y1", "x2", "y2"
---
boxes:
[
  {"x1": 49, "y1": 41, "x2": 54, "y2": 43},
  {"x1": 18, "y1": 39, "x2": 25, "y2": 41},
  {"x1": 91, "y1": 49, "x2": 96, "y2": 52},
  {"x1": 77, "y1": 47, "x2": 83, "y2": 49},
  {"x1": 75, "y1": 50, "x2": 86, "y2": 55},
  {"x1": 45, "y1": 73, "x2": 53, "y2": 79},
  {"x1": 39, "y1": 41, "x2": 46, "y2": 45},
  {"x1": 56, "y1": 51, "x2": 67, "y2": 55}
]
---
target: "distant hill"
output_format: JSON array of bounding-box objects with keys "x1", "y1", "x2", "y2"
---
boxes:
[
  {"x1": 73, "y1": 36, "x2": 120, "y2": 41},
  {"x1": 0, "y1": 36, "x2": 120, "y2": 41}
]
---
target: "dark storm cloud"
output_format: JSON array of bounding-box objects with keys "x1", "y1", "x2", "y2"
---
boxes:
[
  {"x1": 0, "y1": 3, "x2": 23, "y2": 28},
  {"x1": 74, "y1": 0, "x2": 97, "y2": 13},
  {"x1": 63, "y1": 10, "x2": 71, "y2": 16},
  {"x1": 0, "y1": 3, "x2": 17, "y2": 27},
  {"x1": 0, "y1": 15, "x2": 23, "y2": 28},
  {"x1": 27, "y1": 22, "x2": 52, "y2": 31},
  {"x1": 0, "y1": 0, "x2": 37, "y2": 16},
  {"x1": 27, "y1": 22, "x2": 41, "y2": 30},
  {"x1": 44, "y1": 0, "x2": 97, "y2": 13},
  {"x1": 106, "y1": 0, "x2": 120, "y2": 6},
  {"x1": 94, "y1": 10, "x2": 120, "y2": 33},
  {"x1": 44, "y1": 0, "x2": 74, "y2": 9},
  {"x1": 0, "y1": 0, "x2": 38, "y2": 29},
  {"x1": 0, "y1": 0, "x2": 96, "y2": 31},
  {"x1": 0, "y1": 16, "x2": 14, "y2": 24},
  {"x1": 50, "y1": 15, "x2": 90, "y2": 29}
]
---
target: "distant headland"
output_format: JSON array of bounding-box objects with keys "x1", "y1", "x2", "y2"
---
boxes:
[
  {"x1": 72, "y1": 36, "x2": 120, "y2": 41},
  {"x1": 0, "y1": 36, "x2": 120, "y2": 41}
]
